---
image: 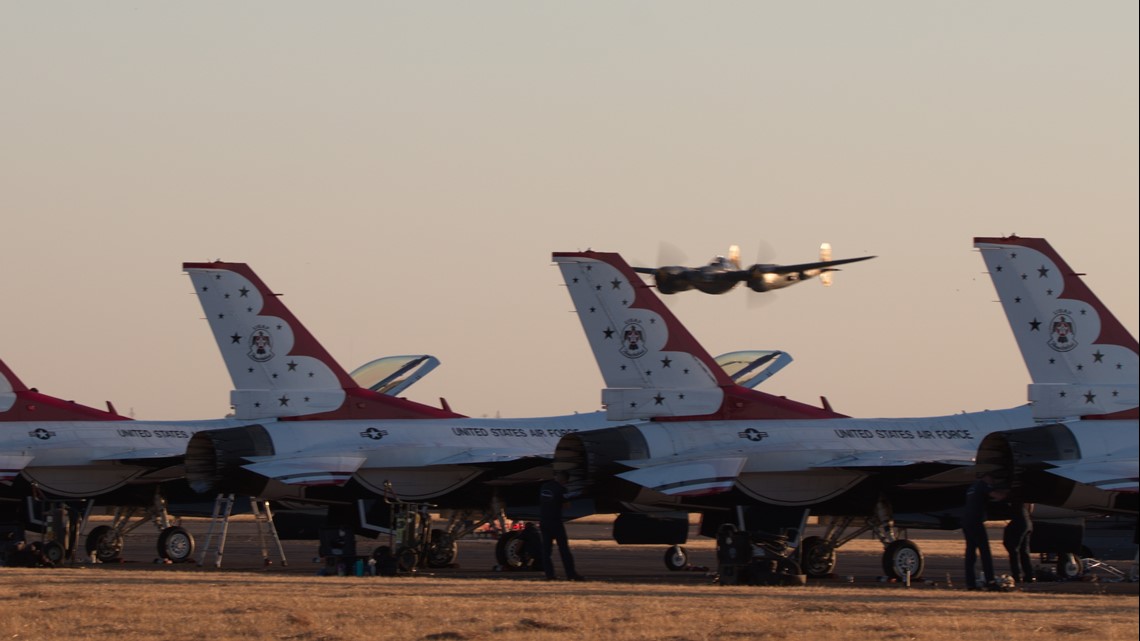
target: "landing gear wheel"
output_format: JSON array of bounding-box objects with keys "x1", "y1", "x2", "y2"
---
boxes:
[
  {"x1": 157, "y1": 526, "x2": 195, "y2": 563},
  {"x1": 882, "y1": 539, "x2": 924, "y2": 581},
  {"x1": 799, "y1": 536, "x2": 837, "y2": 578},
  {"x1": 395, "y1": 546, "x2": 419, "y2": 572},
  {"x1": 425, "y1": 529, "x2": 458, "y2": 568},
  {"x1": 42, "y1": 540, "x2": 66, "y2": 566},
  {"x1": 1056, "y1": 552, "x2": 1083, "y2": 580},
  {"x1": 85, "y1": 525, "x2": 124, "y2": 563},
  {"x1": 664, "y1": 544, "x2": 690, "y2": 571},
  {"x1": 495, "y1": 530, "x2": 536, "y2": 571}
]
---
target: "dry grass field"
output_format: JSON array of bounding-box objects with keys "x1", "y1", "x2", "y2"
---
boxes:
[
  {"x1": 3, "y1": 517, "x2": 1135, "y2": 640},
  {"x1": 2, "y1": 568, "x2": 1136, "y2": 641}
]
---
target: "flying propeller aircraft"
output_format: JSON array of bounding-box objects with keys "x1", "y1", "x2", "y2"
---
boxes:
[{"x1": 632, "y1": 243, "x2": 875, "y2": 295}]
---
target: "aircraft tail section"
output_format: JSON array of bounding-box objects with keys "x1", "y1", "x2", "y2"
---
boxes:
[
  {"x1": 975, "y1": 236, "x2": 1138, "y2": 420},
  {"x1": 184, "y1": 262, "x2": 463, "y2": 421},
  {"x1": 0, "y1": 358, "x2": 129, "y2": 421},
  {"x1": 553, "y1": 251, "x2": 842, "y2": 421}
]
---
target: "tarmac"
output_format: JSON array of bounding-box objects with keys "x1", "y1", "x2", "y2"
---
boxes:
[{"x1": 38, "y1": 515, "x2": 1139, "y2": 596}]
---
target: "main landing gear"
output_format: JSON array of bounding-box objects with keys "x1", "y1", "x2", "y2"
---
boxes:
[
  {"x1": 79, "y1": 493, "x2": 196, "y2": 563},
  {"x1": 804, "y1": 500, "x2": 926, "y2": 581}
]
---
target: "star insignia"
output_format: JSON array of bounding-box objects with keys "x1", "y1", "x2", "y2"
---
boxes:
[
  {"x1": 1028, "y1": 319, "x2": 1041, "y2": 331},
  {"x1": 1083, "y1": 392, "x2": 1096, "y2": 404},
  {"x1": 231, "y1": 334, "x2": 242, "y2": 344},
  {"x1": 603, "y1": 328, "x2": 614, "y2": 339},
  {"x1": 360, "y1": 427, "x2": 388, "y2": 440},
  {"x1": 239, "y1": 287, "x2": 250, "y2": 297},
  {"x1": 278, "y1": 396, "x2": 290, "y2": 406},
  {"x1": 1037, "y1": 266, "x2": 1049, "y2": 278}
]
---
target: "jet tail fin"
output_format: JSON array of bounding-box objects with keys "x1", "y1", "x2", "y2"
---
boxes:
[
  {"x1": 974, "y1": 236, "x2": 1138, "y2": 420},
  {"x1": 184, "y1": 262, "x2": 464, "y2": 421},
  {"x1": 553, "y1": 251, "x2": 842, "y2": 421},
  {"x1": 1, "y1": 358, "x2": 130, "y2": 421}
]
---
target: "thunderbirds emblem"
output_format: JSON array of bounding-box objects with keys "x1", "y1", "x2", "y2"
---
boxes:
[
  {"x1": 619, "y1": 322, "x2": 648, "y2": 359},
  {"x1": 1047, "y1": 311, "x2": 1077, "y2": 352},
  {"x1": 248, "y1": 325, "x2": 275, "y2": 362}
]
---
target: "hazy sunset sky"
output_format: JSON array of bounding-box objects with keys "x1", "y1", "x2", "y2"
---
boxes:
[{"x1": 2, "y1": 2, "x2": 1136, "y2": 421}]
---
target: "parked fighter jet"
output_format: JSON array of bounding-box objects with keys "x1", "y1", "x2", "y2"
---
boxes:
[
  {"x1": 0, "y1": 357, "x2": 257, "y2": 563},
  {"x1": 632, "y1": 244, "x2": 874, "y2": 295},
  {"x1": 551, "y1": 246, "x2": 1050, "y2": 581},
  {"x1": 973, "y1": 236, "x2": 1137, "y2": 516}
]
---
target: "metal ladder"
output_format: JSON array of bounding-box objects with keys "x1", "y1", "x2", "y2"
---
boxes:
[{"x1": 197, "y1": 494, "x2": 288, "y2": 568}]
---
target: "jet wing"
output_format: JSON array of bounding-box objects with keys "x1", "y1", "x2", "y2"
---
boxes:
[
  {"x1": 0, "y1": 454, "x2": 34, "y2": 484},
  {"x1": 1041, "y1": 459, "x2": 1139, "y2": 492},
  {"x1": 812, "y1": 452, "x2": 975, "y2": 469},
  {"x1": 92, "y1": 450, "x2": 186, "y2": 463},
  {"x1": 243, "y1": 455, "x2": 368, "y2": 487},
  {"x1": 615, "y1": 456, "x2": 747, "y2": 497},
  {"x1": 428, "y1": 449, "x2": 544, "y2": 466}
]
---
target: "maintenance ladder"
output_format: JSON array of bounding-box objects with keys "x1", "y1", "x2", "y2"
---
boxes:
[{"x1": 197, "y1": 494, "x2": 288, "y2": 568}]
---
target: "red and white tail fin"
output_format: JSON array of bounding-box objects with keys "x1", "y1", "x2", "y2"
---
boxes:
[
  {"x1": 184, "y1": 262, "x2": 463, "y2": 421},
  {"x1": 1, "y1": 358, "x2": 129, "y2": 421},
  {"x1": 975, "y1": 236, "x2": 1138, "y2": 420},
  {"x1": 553, "y1": 251, "x2": 842, "y2": 421}
]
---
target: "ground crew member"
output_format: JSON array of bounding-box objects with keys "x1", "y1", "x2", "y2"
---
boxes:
[
  {"x1": 962, "y1": 474, "x2": 1008, "y2": 590},
  {"x1": 539, "y1": 470, "x2": 585, "y2": 581},
  {"x1": 1003, "y1": 500, "x2": 1034, "y2": 584}
]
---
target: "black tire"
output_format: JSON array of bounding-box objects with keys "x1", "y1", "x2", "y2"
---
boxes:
[
  {"x1": 42, "y1": 540, "x2": 66, "y2": 566},
  {"x1": 799, "y1": 536, "x2": 837, "y2": 578},
  {"x1": 395, "y1": 546, "x2": 419, "y2": 572},
  {"x1": 85, "y1": 525, "x2": 124, "y2": 563},
  {"x1": 664, "y1": 544, "x2": 689, "y2": 571},
  {"x1": 494, "y1": 530, "x2": 535, "y2": 571},
  {"x1": 425, "y1": 529, "x2": 458, "y2": 568},
  {"x1": 157, "y1": 526, "x2": 195, "y2": 563},
  {"x1": 1056, "y1": 552, "x2": 1083, "y2": 580},
  {"x1": 882, "y1": 539, "x2": 924, "y2": 581}
]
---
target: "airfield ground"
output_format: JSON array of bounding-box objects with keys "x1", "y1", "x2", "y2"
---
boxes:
[{"x1": 2, "y1": 517, "x2": 1136, "y2": 641}]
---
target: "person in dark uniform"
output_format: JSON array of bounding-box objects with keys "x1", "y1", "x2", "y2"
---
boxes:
[
  {"x1": 539, "y1": 470, "x2": 585, "y2": 581},
  {"x1": 962, "y1": 474, "x2": 1007, "y2": 590},
  {"x1": 1003, "y1": 500, "x2": 1034, "y2": 584}
]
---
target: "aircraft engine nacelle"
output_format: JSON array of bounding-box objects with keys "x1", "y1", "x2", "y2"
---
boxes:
[
  {"x1": 977, "y1": 422, "x2": 1136, "y2": 514},
  {"x1": 745, "y1": 265, "x2": 807, "y2": 292},
  {"x1": 185, "y1": 425, "x2": 276, "y2": 496},
  {"x1": 652, "y1": 266, "x2": 695, "y2": 295},
  {"x1": 555, "y1": 425, "x2": 664, "y2": 510}
]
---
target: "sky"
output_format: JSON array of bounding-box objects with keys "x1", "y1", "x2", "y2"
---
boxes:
[{"x1": 2, "y1": 1, "x2": 1136, "y2": 422}]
